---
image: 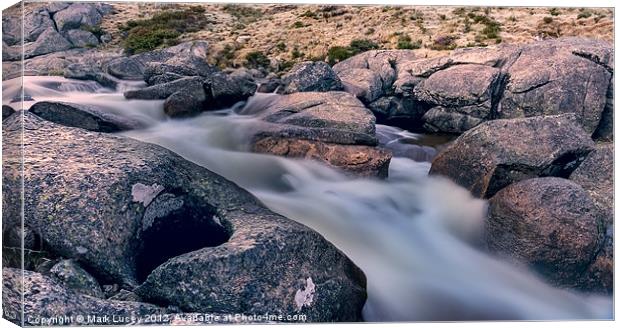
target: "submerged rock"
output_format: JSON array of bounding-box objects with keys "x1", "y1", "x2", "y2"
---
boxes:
[
  {"x1": 280, "y1": 61, "x2": 344, "y2": 94},
  {"x1": 430, "y1": 114, "x2": 594, "y2": 198},
  {"x1": 3, "y1": 112, "x2": 367, "y2": 321},
  {"x1": 29, "y1": 101, "x2": 143, "y2": 132},
  {"x1": 486, "y1": 177, "x2": 605, "y2": 290}
]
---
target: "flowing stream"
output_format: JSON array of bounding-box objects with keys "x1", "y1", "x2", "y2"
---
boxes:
[{"x1": 3, "y1": 76, "x2": 613, "y2": 321}]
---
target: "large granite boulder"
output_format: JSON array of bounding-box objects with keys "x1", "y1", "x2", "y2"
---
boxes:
[
  {"x1": 333, "y1": 50, "x2": 417, "y2": 104},
  {"x1": 336, "y1": 38, "x2": 613, "y2": 136},
  {"x1": 570, "y1": 143, "x2": 613, "y2": 224},
  {"x1": 2, "y1": 6, "x2": 54, "y2": 45},
  {"x1": 2, "y1": 105, "x2": 15, "y2": 120},
  {"x1": 29, "y1": 101, "x2": 143, "y2": 132},
  {"x1": 5, "y1": 28, "x2": 73, "y2": 60},
  {"x1": 238, "y1": 92, "x2": 390, "y2": 177},
  {"x1": 486, "y1": 177, "x2": 605, "y2": 290},
  {"x1": 430, "y1": 114, "x2": 595, "y2": 198},
  {"x1": 2, "y1": 112, "x2": 367, "y2": 321},
  {"x1": 280, "y1": 61, "x2": 344, "y2": 94},
  {"x1": 414, "y1": 64, "x2": 505, "y2": 133},
  {"x1": 66, "y1": 29, "x2": 99, "y2": 48},
  {"x1": 105, "y1": 41, "x2": 210, "y2": 80},
  {"x1": 2, "y1": 268, "x2": 163, "y2": 326},
  {"x1": 54, "y1": 3, "x2": 103, "y2": 32}
]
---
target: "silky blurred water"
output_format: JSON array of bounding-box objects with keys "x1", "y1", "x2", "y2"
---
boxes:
[{"x1": 3, "y1": 76, "x2": 613, "y2": 321}]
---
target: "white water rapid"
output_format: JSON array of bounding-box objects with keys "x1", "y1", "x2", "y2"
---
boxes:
[{"x1": 2, "y1": 76, "x2": 613, "y2": 321}]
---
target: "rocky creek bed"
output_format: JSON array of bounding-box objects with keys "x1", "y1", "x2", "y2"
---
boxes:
[{"x1": 1, "y1": 2, "x2": 615, "y2": 324}]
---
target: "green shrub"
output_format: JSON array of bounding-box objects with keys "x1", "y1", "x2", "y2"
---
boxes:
[
  {"x1": 120, "y1": 8, "x2": 208, "y2": 54},
  {"x1": 293, "y1": 21, "x2": 305, "y2": 28},
  {"x1": 349, "y1": 39, "x2": 379, "y2": 53},
  {"x1": 396, "y1": 34, "x2": 421, "y2": 49},
  {"x1": 543, "y1": 16, "x2": 554, "y2": 24},
  {"x1": 80, "y1": 24, "x2": 105, "y2": 39},
  {"x1": 291, "y1": 47, "x2": 304, "y2": 59},
  {"x1": 276, "y1": 41, "x2": 287, "y2": 51},
  {"x1": 327, "y1": 46, "x2": 352, "y2": 65},
  {"x1": 549, "y1": 8, "x2": 560, "y2": 16},
  {"x1": 577, "y1": 10, "x2": 592, "y2": 19},
  {"x1": 222, "y1": 4, "x2": 263, "y2": 23},
  {"x1": 245, "y1": 51, "x2": 270, "y2": 69}
]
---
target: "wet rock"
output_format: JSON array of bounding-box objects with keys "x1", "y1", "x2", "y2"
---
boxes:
[
  {"x1": 239, "y1": 92, "x2": 389, "y2": 176},
  {"x1": 253, "y1": 137, "x2": 391, "y2": 178},
  {"x1": 280, "y1": 61, "x2": 343, "y2": 94},
  {"x1": 206, "y1": 71, "x2": 257, "y2": 109},
  {"x1": 4, "y1": 112, "x2": 367, "y2": 321},
  {"x1": 30, "y1": 101, "x2": 143, "y2": 132},
  {"x1": 570, "y1": 143, "x2": 613, "y2": 225},
  {"x1": 421, "y1": 106, "x2": 484, "y2": 134},
  {"x1": 2, "y1": 268, "x2": 163, "y2": 326},
  {"x1": 66, "y1": 29, "x2": 99, "y2": 48},
  {"x1": 63, "y1": 63, "x2": 118, "y2": 89},
  {"x1": 2, "y1": 105, "x2": 15, "y2": 120},
  {"x1": 143, "y1": 56, "x2": 216, "y2": 86},
  {"x1": 124, "y1": 76, "x2": 205, "y2": 100},
  {"x1": 126, "y1": 73, "x2": 256, "y2": 116},
  {"x1": 486, "y1": 177, "x2": 604, "y2": 290},
  {"x1": 50, "y1": 259, "x2": 105, "y2": 298},
  {"x1": 54, "y1": 3, "x2": 103, "y2": 32},
  {"x1": 430, "y1": 114, "x2": 595, "y2": 198},
  {"x1": 164, "y1": 90, "x2": 207, "y2": 118},
  {"x1": 105, "y1": 57, "x2": 146, "y2": 80}
]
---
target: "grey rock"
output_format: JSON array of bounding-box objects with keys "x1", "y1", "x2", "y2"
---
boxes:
[
  {"x1": 238, "y1": 92, "x2": 390, "y2": 177},
  {"x1": 334, "y1": 50, "x2": 417, "y2": 103},
  {"x1": 54, "y1": 3, "x2": 103, "y2": 31},
  {"x1": 30, "y1": 101, "x2": 143, "y2": 132},
  {"x1": 3, "y1": 6, "x2": 54, "y2": 45},
  {"x1": 50, "y1": 259, "x2": 105, "y2": 298},
  {"x1": 164, "y1": 90, "x2": 206, "y2": 118},
  {"x1": 66, "y1": 29, "x2": 99, "y2": 48},
  {"x1": 105, "y1": 57, "x2": 146, "y2": 80},
  {"x1": 3, "y1": 225, "x2": 39, "y2": 250},
  {"x1": 2, "y1": 105, "x2": 15, "y2": 120},
  {"x1": 63, "y1": 63, "x2": 118, "y2": 89},
  {"x1": 23, "y1": 28, "x2": 73, "y2": 59},
  {"x1": 206, "y1": 72, "x2": 257, "y2": 110},
  {"x1": 124, "y1": 76, "x2": 205, "y2": 100},
  {"x1": 2, "y1": 268, "x2": 163, "y2": 326},
  {"x1": 3, "y1": 112, "x2": 367, "y2": 322},
  {"x1": 570, "y1": 143, "x2": 613, "y2": 225},
  {"x1": 109, "y1": 289, "x2": 142, "y2": 302},
  {"x1": 486, "y1": 177, "x2": 605, "y2": 290},
  {"x1": 143, "y1": 56, "x2": 216, "y2": 85},
  {"x1": 430, "y1": 114, "x2": 595, "y2": 198},
  {"x1": 46, "y1": 2, "x2": 70, "y2": 14},
  {"x1": 280, "y1": 61, "x2": 343, "y2": 94},
  {"x1": 422, "y1": 106, "x2": 484, "y2": 133}
]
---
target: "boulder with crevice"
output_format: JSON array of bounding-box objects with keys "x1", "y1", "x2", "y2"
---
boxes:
[
  {"x1": 54, "y1": 3, "x2": 103, "y2": 32},
  {"x1": 430, "y1": 114, "x2": 595, "y2": 198},
  {"x1": 2, "y1": 112, "x2": 367, "y2": 321}
]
